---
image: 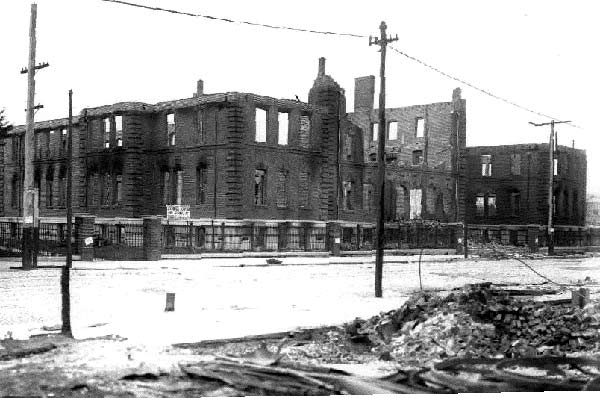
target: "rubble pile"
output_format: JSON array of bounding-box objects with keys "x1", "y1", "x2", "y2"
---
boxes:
[
  {"x1": 337, "y1": 284, "x2": 600, "y2": 364},
  {"x1": 468, "y1": 242, "x2": 543, "y2": 259}
]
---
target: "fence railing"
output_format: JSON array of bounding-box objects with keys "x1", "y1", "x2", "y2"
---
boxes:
[
  {"x1": 161, "y1": 222, "x2": 328, "y2": 254},
  {"x1": 1, "y1": 218, "x2": 599, "y2": 258},
  {"x1": 340, "y1": 223, "x2": 458, "y2": 251},
  {"x1": 0, "y1": 221, "x2": 77, "y2": 257}
]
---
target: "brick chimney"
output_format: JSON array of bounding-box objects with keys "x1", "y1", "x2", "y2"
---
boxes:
[
  {"x1": 354, "y1": 76, "x2": 375, "y2": 113},
  {"x1": 195, "y1": 79, "x2": 204, "y2": 97},
  {"x1": 318, "y1": 57, "x2": 326, "y2": 78}
]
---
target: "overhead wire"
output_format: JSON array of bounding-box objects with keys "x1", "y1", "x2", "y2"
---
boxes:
[
  {"x1": 100, "y1": 0, "x2": 582, "y2": 130},
  {"x1": 100, "y1": 0, "x2": 367, "y2": 38},
  {"x1": 388, "y1": 46, "x2": 582, "y2": 130}
]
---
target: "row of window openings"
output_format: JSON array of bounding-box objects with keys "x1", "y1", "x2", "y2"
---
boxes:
[
  {"x1": 103, "y1": 110, "x2": 304, "y2": 149},
  {"x1": 255, "y1": 109, "x2": 311, "y2": 146},
  {"x1": 10, "y1": 175, "x2": 84, "y2": 209},
  {"x1": 343, "y1": 185, "x2": 425, "y2": 219},
  {"x1": 162, "y1": 169, "x2": 208, "y2": 206},
  {"x1": 166, "y1": 112, "x2": 207, "y2": 147},
  {"x1": 103, "y1": 116, "x2": 123, "y2": 148},
  {"x1": 362, "y1": 147, "x2": 424, "y2": 165},
  {"x1": 372, "y1": 118, "x2": 425, "y2": 142},
  {"x1": 475, "y1": 193, "x2": 522, "y2": 217},
  {"x1": 480, "y1": 154, "x2": 559, "y2": 177},
  {"x1": 87, "y1": 174, "x2": 123, "y2": 207},
  {"x1": 159, "y1": 168, "x2": 294, "y2": 208},
  {"x1": 33, "y1": 129, "x2": 69, "y2": 158}
]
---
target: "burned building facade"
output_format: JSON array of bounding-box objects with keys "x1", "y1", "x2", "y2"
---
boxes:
[
  {"x1": 463, "y1": 144, "x2": 587, "y2": 226},
  {"x1": 340, "y1": 78, "x2": 466, "y2": 223},
  {"x1": 1, "y1": 59, "x2": 466, "y2": 225}
]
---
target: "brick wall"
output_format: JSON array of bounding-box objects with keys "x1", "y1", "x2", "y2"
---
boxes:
[
  {"x1": 346, "y1": 83, "x2": 465, "y2": 222},
  {"x1": 463, "y1": 144, "x2": 587, "y2": 226}
]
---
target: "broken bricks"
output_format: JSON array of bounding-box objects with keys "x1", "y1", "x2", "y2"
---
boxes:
[{"x1": 337, "y1": 283, "x2": 600, "y2": 363}]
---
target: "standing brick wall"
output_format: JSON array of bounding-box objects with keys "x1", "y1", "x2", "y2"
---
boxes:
[{"x1": 463, "y1": 144, "x2": 587, "y2": 226}]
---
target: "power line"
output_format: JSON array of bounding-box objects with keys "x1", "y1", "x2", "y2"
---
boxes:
[
  {"x1": 100, "y1": 0, "x2": 367, "y2": 38},
  {"x1": 388, "y1": 46, "x2": 583, "y2": 130},
  {"x1": 100, "y1": 0, "x2": 583, "y2": 131}
]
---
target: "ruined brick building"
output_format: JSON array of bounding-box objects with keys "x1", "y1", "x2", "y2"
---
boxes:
[
  {"x1": 463, "y1": 144, "x2": 587, "y2": 225},
  {"x1": 586, "y1": 194, "x2": 600, "y2": 226},
  {"x1": 342, "y1": 77, "x2": 466, "y2": 223},
  {"x1": 0, "y1": 58, "x2": 467, "y2": 226}
]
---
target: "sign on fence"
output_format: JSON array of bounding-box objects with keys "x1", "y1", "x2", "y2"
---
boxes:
[{"x1": 166, "y1": 205, "x2": 191, "y2": 221}]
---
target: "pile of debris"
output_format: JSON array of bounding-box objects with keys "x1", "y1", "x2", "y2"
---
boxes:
[
  {"x1": 301, "y1": 283, "x2": 600, "y2": 365},
  {"x1": 468, "y1": 242, "x2": 544, "y2": 259}
]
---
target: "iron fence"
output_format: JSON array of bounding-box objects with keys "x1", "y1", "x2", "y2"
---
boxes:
[
  {"x1": 161, "y1": 223, "x2": 328, "y2": 253},
  {"x1": 0, "y1": 221, "x2": 78, "y2": 256},
  {"x1": 0, "y1": 222, "x2": 21, "y2": 256},
  {"x1": 1, "y1": 218, "x2": 599, "y2": 259},
  {"x1": 94, "y1": 222, "x2": 144, "y2": 248},
  {"x1": 341, "y1": 223, "x2": 458, "y2": 251}
]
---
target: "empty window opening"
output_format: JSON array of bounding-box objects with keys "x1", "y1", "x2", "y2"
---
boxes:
[
  {"x1": 363, "y1": 184, "x2": 373, "y2": 211},
  {"x1": 476, "y1": 195, "x2": 485, "y2": 216},
  {"x1": 412, "y1": 150, "x2": 424, "y2": 165},
  {"x1": 276, "y1": 170, "x2": 288, "y2": 208},
  {"x1": 103, "y1": 118, "x2": 111, "y2": 148},
  {"x1": 11, "y1": 176, "x2": 19, "y2": 209},
  {"x1": 389, "y1": 121, "x2": 398, "y2": 140},
  {"x1": 481, "y1": 155, "x2": 492, "y2": 176},
  {"x1": 299, "y1": 170, "x2": 310, "y2": 207},
  {"x1": 162, "y1": 171, "x2": 170, "y2": 204},
  {"x1": 167, "y1": 113, "x2": 175, "y2": 146},
  {"x1": 345, "y1": 135, "x2": 353, "y2": 160},
  {"x1": 114, "y1": 175, "x2": 122, "y2": 204},
  {"x1": 115, "y1": 174, "x2": 123, "y2": 204},
  {"x1": 61, "y1": 129, "x2": 67, "y2": 155},
  {"x1": 343, "y1": 181, "x2": 354, "y2": 210},
  {"x1": 278, "y1": 112, "x2": 288, "y2": 145},
  {"x1": 254, "y1": 169, "x2": 266, "y2": 205},
  {"x1": 102, "y1": 173, "x2": 112, "y2": 206},
  {"x1": 416, "y1": 117, "x2": 424, "y2": 138},
  {"x1": 115, "y1": 116, "x2": 123, "y2": 147},
  {"x1": 487, "y1": 194, "x2": 497, "y2": 216},
  {"x1": 34, "y1": 133, "x2": 40, "y2": 159},
  {"x1": 44, "y1": 131, "x2": 50, "y2": 157},
  {"x1": 299, "y1": 115, "x2": 310, "y2": 148},
  {"x1": 511, "y1": 192, "x2": 521, "y2": 215},
  {"x1": 409, "y1": 189, "x2": 422, "y2": 219},
  {"x1": 176, "y1": 170, "x2": 183, "y2": 205},
  {"x1": 196, "y1": 165, "x2": 207, "y2": 204},
  {"x1": 553, "y1": 158, "x2": 558, "y2": 176},
  {"x1": 510, "y1": 154, "x2": 521, "y2": 175},
  {"x1": 196, "y1": 110, "x2": 204, "y2": 143},
  {"x1": 372, "y1": 123, "x2": 378, "y2": 141},
  {"x1": 58, "y1": 169, "x2": 66, "y2": 207},
  {"x1": 255, "y1": 108, "x2": 267, "y2": 142}
]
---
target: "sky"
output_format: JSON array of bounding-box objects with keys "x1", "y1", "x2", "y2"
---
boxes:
[{"x1": 1, "y1": 0, "x2": 598, "y2": 193}]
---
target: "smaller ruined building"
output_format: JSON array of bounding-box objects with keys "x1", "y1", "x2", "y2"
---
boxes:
[
  {"x1": 463, "y1": 144, "x2": 587, "y2": 226},
  {"x1": 587, "y1": 194, "x2": 600, "y2": 226}
]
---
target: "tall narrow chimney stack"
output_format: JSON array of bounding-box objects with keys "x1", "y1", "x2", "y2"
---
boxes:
[{"x1": 318, "y1": 57, "x2": 326, "y2": 78}]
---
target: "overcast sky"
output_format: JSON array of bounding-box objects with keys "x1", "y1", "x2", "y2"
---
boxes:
[{"x1": 1, "y1": 0, "x2": 598, "y2": 193}]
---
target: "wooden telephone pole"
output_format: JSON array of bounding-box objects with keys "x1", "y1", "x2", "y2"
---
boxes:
[
  {"x1": 370, "y1": 22, "x2": 398, "y2": 298},
  {"x1": 61, "y1": 90, "x2": 73, "y2": 337},
  {"x1": 529, "y1": 119, "x2": 571, "y2": 256},
  {"x1": 20, "y1": 3, "x2": 49, "y2": 269}
]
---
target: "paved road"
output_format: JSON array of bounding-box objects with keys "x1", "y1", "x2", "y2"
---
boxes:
[{"x1": 1, "y1": 255, "x2": 598, "y2": 345}]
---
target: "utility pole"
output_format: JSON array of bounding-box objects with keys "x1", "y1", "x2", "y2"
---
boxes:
[
  {"x1": 529, "y1": 119, "x2": 571, "y2": 256},
  {"x1": 370, "y1": 21, "x2": 398, "y2": 298},
  {"x1": 61, "y1": 90, "x2": 73, "y2": 337},
  {"x1": 20, "y1": 3, "x2": 49, "y2": 269}
]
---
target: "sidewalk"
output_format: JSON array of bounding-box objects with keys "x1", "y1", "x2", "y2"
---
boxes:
[{"x1": 1, "y1": 252, "x2": 468, "y2": 271}]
